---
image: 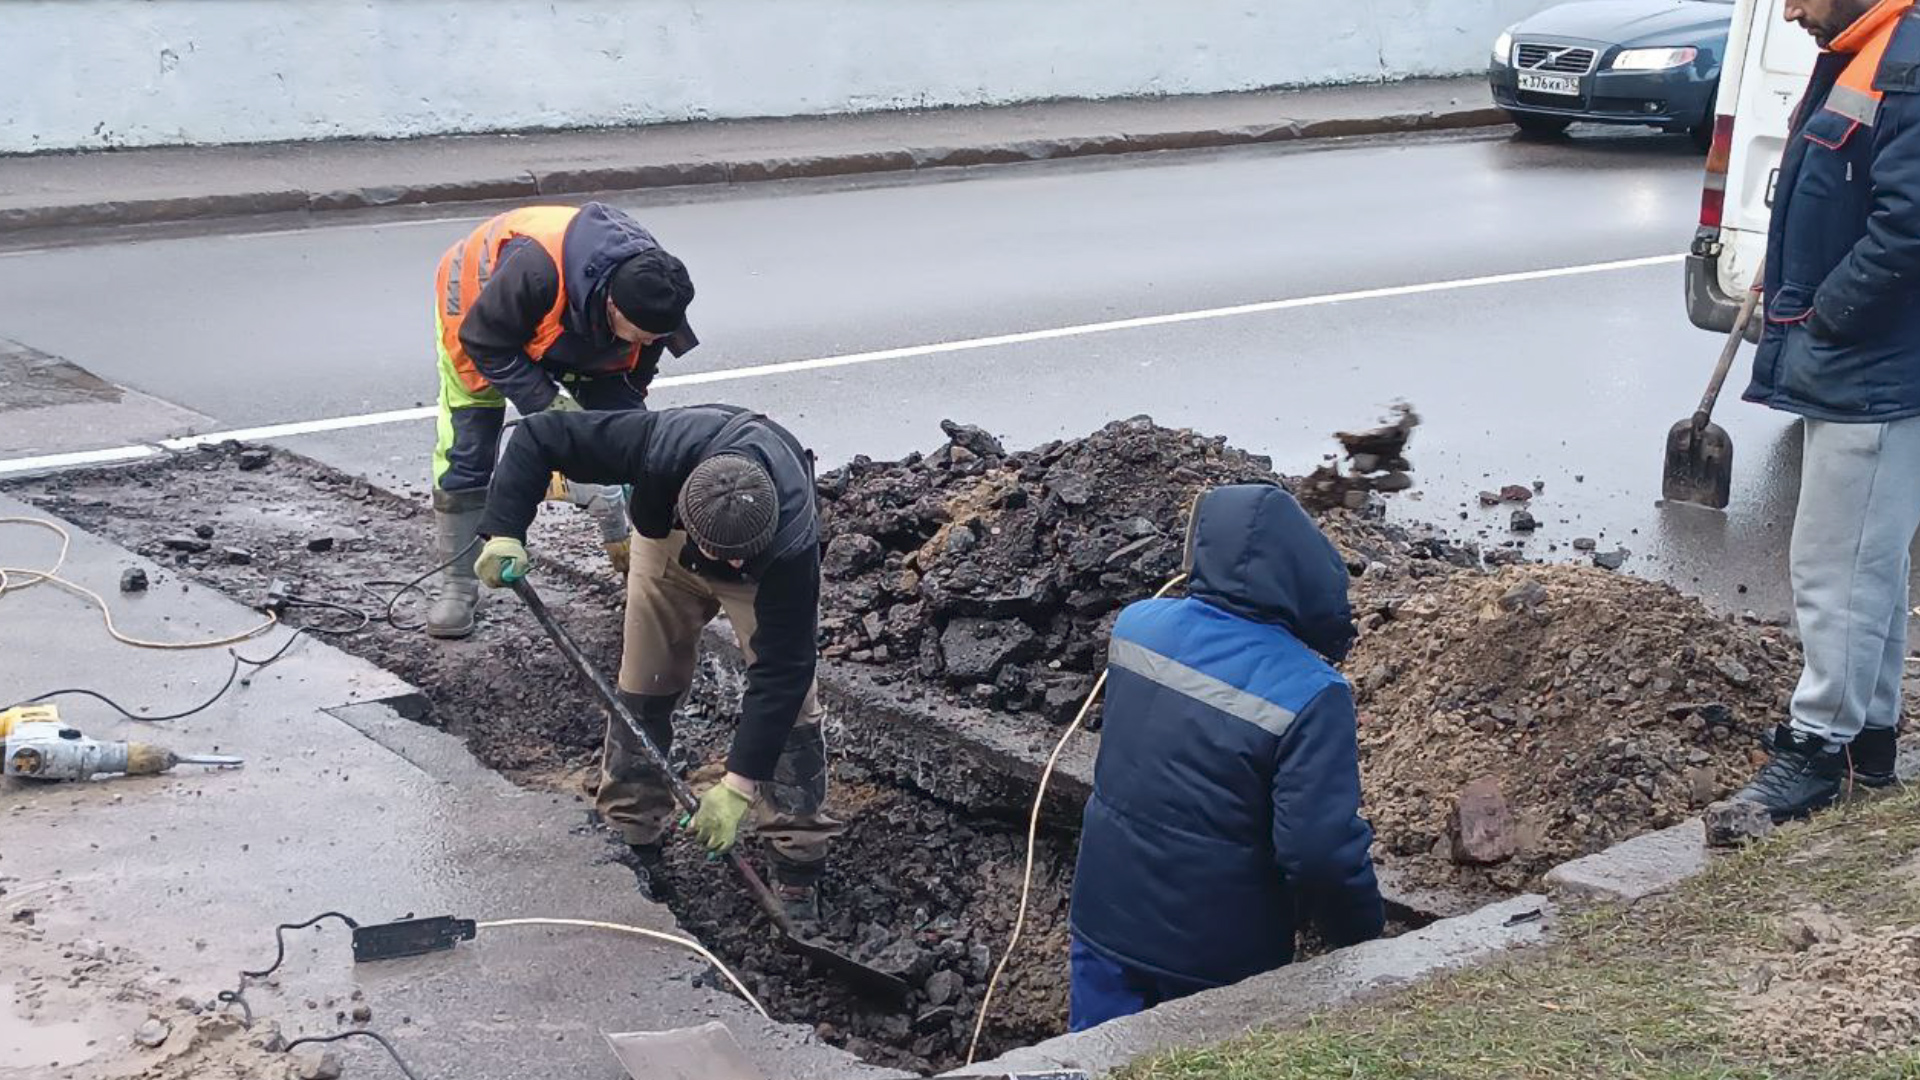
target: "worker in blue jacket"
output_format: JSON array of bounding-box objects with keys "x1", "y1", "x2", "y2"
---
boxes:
[{"x1": 1067, "y1": 483, "x2": 1385, "y2": 1030}]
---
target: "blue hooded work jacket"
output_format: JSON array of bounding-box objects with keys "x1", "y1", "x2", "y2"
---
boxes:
[{"x1": 1069, "y1": 484, "x2": 1385, "y2": 987}]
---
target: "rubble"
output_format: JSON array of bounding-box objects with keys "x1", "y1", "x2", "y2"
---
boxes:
[
  {"x1": 136, "y1": 1017, "x2": 172, "y2": 1047},
  {"x1": 1447, "y1": 777, "x2": 1516, "y2": 865},
  {"x1": 816, "y1": 415, "x2": 1468, "y2": 723},
  {"x1": 1296, "y1": 404, "x2": 1421, "y2": 513},
  {"x1": 1705, "y1": 799, "x2": 1776, "y2": 848},
  {"x1": 120, "y1": 567, "x2": 149, "y2": 592}
]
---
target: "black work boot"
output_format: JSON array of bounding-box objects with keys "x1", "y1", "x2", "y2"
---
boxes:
[
  {"x1": 627, "y1": 842, "x2": 677, "y2": 905},
  {"x1": 1850, "y1": 726, "x2": 1902, "y2": 789},
  {"x1": 1732, "y1": 724, "x2": 1849, "y2": 822}
]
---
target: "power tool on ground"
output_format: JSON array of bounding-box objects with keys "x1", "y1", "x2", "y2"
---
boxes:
[{"x1": 1, "y1": 705, "x2": 243, "y2": 782}]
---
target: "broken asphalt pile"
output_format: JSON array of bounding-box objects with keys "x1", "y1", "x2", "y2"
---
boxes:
[{"x1": 813, "y1": 414, "x2": 1465, "y2": 725}]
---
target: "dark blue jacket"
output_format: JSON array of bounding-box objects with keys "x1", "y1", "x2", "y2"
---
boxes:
[
  {"x1": 1069, "y1": 484, "x2": 1385, "y2": 988},
  {"x1": 1746, "y1": 11, "x2": 1920, "y2": 422}
]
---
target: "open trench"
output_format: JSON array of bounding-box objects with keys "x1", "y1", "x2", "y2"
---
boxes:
[
  {"x1": 6, "y1": 445, "x2": 1116, "y2": 1073},
  {"x1": 12, "y1": 443, "x2": 1449, "y2": 1073}
]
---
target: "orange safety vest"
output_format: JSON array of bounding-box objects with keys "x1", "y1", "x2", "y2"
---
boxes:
[
  {"x1": 435, "y1": 205, "x2": 624, "y2": 394},
  {"x1": 1819, "y1": 0, "x2": 1915, "y2": 136}
]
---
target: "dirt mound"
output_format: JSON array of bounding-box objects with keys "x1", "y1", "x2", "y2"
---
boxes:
[
  {"x1": 817, "y1": 416, "x2": 1473, "y2": 724},
  {"x1": 1741, "y1": 910, "x2": 1920, "y2": 1060},
  {"x1": 1350, "y1": 565, "x2": 1808, "y2": 892}
]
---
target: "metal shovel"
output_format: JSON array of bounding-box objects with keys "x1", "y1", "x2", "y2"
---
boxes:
[
  {"x1": 1662, "y1": 273, "x2": 1763, "y2": 509},
  {"x1": 510, "y1": 578, "x2": 909, "y2": 1001}
]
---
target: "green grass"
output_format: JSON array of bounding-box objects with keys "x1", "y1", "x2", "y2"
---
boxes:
[{"x1": 1119, "y1": 790, "x2": 1920, "y2": 1080}]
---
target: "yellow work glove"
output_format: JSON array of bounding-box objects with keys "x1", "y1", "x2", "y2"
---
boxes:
[
  {"x1": 605, "y1": 538, "x2": 631, "y2": 577},
  {"x1": 475, "y1": 537, "x2": 530, "y2": 588},
  {"x1": 686, "y1": 780, "x2": 755, "y2": 853}
]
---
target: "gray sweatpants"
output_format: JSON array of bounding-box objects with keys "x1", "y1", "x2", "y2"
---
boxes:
[{"x1": 1787, "y1": 416, "x2": 1920, "y2": 743}]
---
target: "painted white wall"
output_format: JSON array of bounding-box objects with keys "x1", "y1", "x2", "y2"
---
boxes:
[{"x1": 5, "y1": 0, "x2": 1549, "y2": 152}]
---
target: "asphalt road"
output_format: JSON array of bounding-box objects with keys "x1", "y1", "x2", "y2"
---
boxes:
[{"x1": 0, "y1": 127, "x2": 1814, "y2": 619}]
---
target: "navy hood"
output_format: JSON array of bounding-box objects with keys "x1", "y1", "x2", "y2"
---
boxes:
[
  {"x1": 1183, "y1": 484, "x2": 1356, "y2": 663},
  {"x1": 564, "y1": 202, "x2": 696, "y2": 352}
]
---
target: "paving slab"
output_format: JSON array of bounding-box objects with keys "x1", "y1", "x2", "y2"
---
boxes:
[
  {"x1": 0, "y1": 77, "x2": 1501, "y2": 234},
  {"x1": 1544, "y1": 819, "x2": 1708, "y2": 904},
  {"x1": 950, "y1": 894, "x2": 1552, "y2": 1078},
  {"x1": 0, "y1": 493, "x2": 897, "y2": 1080}
]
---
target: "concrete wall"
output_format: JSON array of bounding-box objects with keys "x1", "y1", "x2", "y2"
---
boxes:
[{"x1": 7, "y1": 0, "x2": 1548, "y2": 153}]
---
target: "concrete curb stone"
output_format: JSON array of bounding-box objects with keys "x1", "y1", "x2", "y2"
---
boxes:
[{"x1": 1, "y1": 105, "x2": 1509, "y2": 234}]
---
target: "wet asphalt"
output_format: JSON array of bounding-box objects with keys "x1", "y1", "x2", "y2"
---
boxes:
[{"x1": 0, "y1": 127, "x2": 1835, "y2": 622}]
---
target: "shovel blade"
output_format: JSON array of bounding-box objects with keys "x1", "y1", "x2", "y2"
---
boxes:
[
  {"x1": 785, "y1": 933, "x2": 911, "y2": 1001},
  {"x1": 1662, "y1": 417, "x2": 1734, "y2": 509}
]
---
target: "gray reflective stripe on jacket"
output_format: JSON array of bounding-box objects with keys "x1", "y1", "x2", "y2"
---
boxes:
[{"x1": 1107, "y1": 637, "x2": 1298, "y2": 737}]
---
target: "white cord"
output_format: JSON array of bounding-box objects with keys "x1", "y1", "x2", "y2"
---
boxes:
[
  {"x1": 0, "y1": 516, "x2": 278, "y2": 649},
  {"x1": 476, "y1": 918, "x2": 769, "y2": 1019},
  {"x1": 964, "y1": 572, "x2": 1186, "y2": 1066}
]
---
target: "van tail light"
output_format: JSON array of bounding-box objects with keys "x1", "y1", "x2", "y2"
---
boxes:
[{"x1": 1699, "y1": 114, "x2": 1735, "y2": 229}]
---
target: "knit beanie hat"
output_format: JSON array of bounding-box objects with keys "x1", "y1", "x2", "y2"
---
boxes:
[
  {"x1": 609, "y1": 249, "x2": 695, "y2": 334},
  {"x1": 678, "y1": 454, "x2": 778, "y2": 562}
]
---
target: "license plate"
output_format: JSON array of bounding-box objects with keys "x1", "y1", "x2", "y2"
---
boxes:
[{"x1": 1518, "y1": 72, "x2": 1581, "y2": 96}]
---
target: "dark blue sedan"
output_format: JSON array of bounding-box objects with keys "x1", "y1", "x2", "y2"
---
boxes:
[{"x1": 1489, "y1": 0, "x2": 1733, "y2": 148}]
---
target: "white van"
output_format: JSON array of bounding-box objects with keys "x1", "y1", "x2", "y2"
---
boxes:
[{"x1": 1684, "y1": 0, "x2": 1818, "y2": 333}]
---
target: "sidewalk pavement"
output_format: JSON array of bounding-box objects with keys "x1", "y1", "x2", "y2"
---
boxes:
[
  {"x1": 0, "y1": 77, "x2": 1501, "y2": 233},
  {"x1": 0, "y1": 493, "x2": 898, "y2": 1080}
]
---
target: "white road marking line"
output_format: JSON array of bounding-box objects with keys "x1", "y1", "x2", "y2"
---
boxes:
[{"x1": 0, "y1": 252, "x2": 1683, "y2": 477}]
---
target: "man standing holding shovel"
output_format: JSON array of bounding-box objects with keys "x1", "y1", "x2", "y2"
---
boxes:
[
  {"x1": 472, "y1": 404, "x2": 839, "y2": 923},
  {"x1": 1734, "y1": 0, "x2": 1920, "y2": 817}
]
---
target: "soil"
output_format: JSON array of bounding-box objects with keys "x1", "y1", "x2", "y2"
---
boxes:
[
  {"x1": 0, "y1": 908, "x2": 300, "y2": 1080},
  {"x1": 1739, "y1": 906, "x2": 1920, "y2": 1062},
  {"x1": 1345, "y1": 565, "x2": 1863, "y2": 893}
]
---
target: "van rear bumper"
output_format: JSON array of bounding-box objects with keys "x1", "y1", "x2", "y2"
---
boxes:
[
  {"x1": 1686, "y1": 252, "x2": 1739, "y2": 331},
  {"x1": 1686, "y1": 251, "x2": 1762, "y2": 340}
]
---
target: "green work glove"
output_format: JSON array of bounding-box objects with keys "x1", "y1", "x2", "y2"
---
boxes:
[
  {"x1": 543, "y1": 392, "x2": 583, "y2": 413},
  {"x1": 475, "y1": 537, "x2": 530, "y2": 588},
  {"x1": 687, "y1": 781, "x2": 755, "y2": 854}
]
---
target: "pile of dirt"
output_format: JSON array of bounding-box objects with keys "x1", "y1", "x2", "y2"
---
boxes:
[
  {"x1": 815, "y1": 416, "x2": 1473, "y2": 724},
  {"x1": 1741, "y1": 908, "x2": 1920, "y2": 1060},
  {"x1": 1349, "y1": 565, "x2": 1811, "y2": 892}
]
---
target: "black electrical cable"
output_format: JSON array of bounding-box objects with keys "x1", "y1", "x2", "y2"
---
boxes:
[
  {"x1": 3, "y1": 651, "x2": 243, "y2": 720},
  {"x1": 274, "y1": 536, "x2": 478, "y2": 636},
  {"x1": 284, "y1": 1030, "x2": 427, "y2": 1080},
  {"x1": 278, "y1": 595, "x2": 373, "y2": 635},
  {"x1": 217, "y1": 911, "x2": 361, "y2": 1024},
  {"x1": 3, "y1": 621, "x2": 316, "y2": 719}
]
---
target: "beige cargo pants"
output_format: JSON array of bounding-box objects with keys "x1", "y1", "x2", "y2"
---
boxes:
[{"x1": 597, "y1": 530, "x2": 841, "y2": 877}]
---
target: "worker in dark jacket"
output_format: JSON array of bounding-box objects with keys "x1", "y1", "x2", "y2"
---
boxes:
[
  {"x1": 1068, "y1": 484, "x2": 1384, "y2": 1030},
  {"x1": 472, "y1": 405, "x2": 838, "y2": 920},
  {"x1": 1734, "y1": 0, "x2": 1920, "y2": 819},
  {"x1": 426, "y1": 202, "x2": 697, "y2": 640}
]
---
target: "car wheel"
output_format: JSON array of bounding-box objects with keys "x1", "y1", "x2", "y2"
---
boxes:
[{"x1": 1508, "y1": 112, "x2": 1573, "y2": 139}]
